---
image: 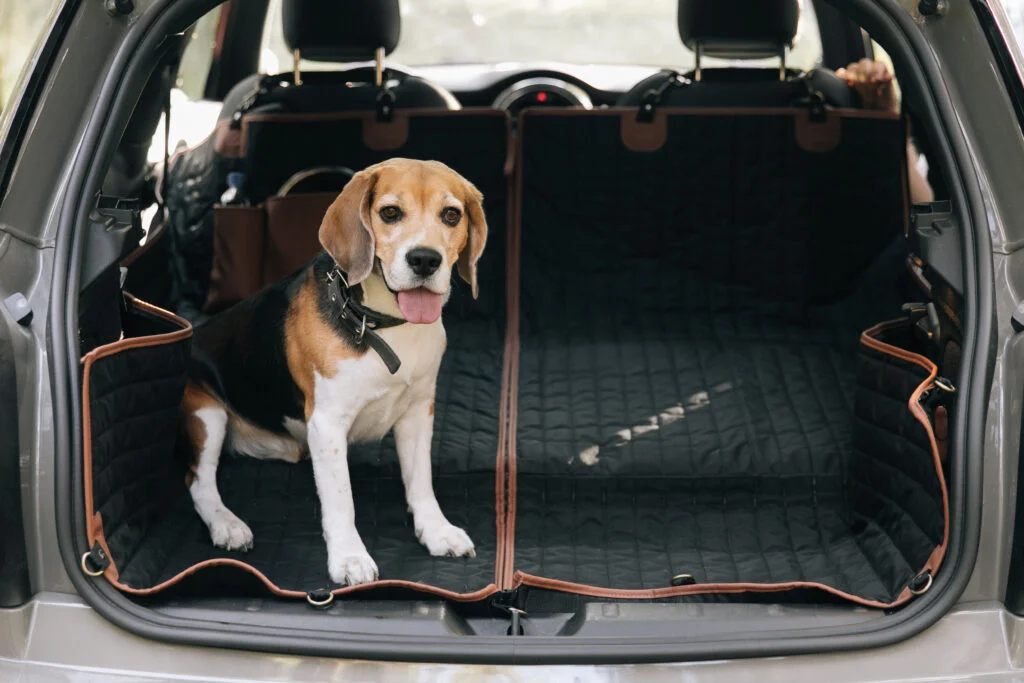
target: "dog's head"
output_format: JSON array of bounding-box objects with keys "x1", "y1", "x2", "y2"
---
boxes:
[{"x1": 319, "y1": 158, "x2": 487, "y2": 324}]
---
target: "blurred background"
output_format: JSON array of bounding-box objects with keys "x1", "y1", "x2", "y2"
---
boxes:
[
  {"x1": 4, "y1": 0, "x2": 1024, "y2": 125},
  {"x1": 0, "y1": 0, "x2": 59, "y2": 112}
]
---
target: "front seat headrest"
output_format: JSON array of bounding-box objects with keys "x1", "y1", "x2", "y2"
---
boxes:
[
  {"x1": 283, "y1": 0, "x2": 401, "y2": 63},
  {"x1": 678, "y1": 0, "x2": 799, "y2": 59}
]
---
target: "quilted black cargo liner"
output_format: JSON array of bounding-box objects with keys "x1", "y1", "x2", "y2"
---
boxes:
[
  {"x1": 509, "y1": 109, "x2": 946, "y2": 606},
  {"x1": 85, "y1": 195, "x2": 508, "y2": 597}
]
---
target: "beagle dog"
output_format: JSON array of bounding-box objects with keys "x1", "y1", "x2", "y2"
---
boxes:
[{"x1": 179, "y1": 158, "x2": 486, "y2": 586}]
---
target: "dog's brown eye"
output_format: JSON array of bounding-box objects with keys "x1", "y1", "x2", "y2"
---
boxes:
[
  {"x1": 441, "y1": 207, "x2": 461, "y2": 226},
  {"x1": 379, "y1": 206, "x2": 402, "y2": 223}
]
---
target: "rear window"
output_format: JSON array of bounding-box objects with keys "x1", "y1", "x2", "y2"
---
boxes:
[{"x1": 259, "y1": 0, "x2": 823, "y2": 72}]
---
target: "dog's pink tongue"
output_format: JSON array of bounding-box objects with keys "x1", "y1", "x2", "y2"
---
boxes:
[{"x1": 397, "y1": 288, "x2": 443, "y2": 324}]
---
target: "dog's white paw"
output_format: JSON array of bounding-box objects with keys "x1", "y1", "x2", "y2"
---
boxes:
[
  {"x1": 328, "y1": 549, "x2": 379, "y2": 586},
  {"x1": 418, "y1": 521, "x2": 476, "y2": 558},
  {"x1": 208, "y1": 509, "x2": 254, "y2": 551}
]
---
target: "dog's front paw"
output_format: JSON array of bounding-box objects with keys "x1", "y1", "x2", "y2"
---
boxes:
[
  {"x1": 208, "y1": 509, "x2": 254, "y2": 551},
  {"x1": 418, "y1": 520, "x2": 476, "y2": 558},
  {"x1": 328, "y1": 549, "x2": 379, "y2": 586}
]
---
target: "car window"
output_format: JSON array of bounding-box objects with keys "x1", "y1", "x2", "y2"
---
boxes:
[
  {"x1": 259, "y1": 0, "x2": 823, "y2": 72},
  {"x1": 177, "y1": 7, "x2": 223, "y2": 101},
  {"x1": 0, "y1": 0, "x2": 62, "y2": 118},
  {"x1": 146, "y1": 8, "x2": 225, "y2": 167},
  {"x1": 1003, "y1": 0, "x2": 1024, "y2": 44}
]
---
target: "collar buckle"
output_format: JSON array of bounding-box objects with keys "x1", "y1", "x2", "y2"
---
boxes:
[{"x1": 326, "y1": 267, "x2": 352, "y2": 308}]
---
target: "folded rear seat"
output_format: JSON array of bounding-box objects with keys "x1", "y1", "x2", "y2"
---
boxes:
[
  {"x1": 82, "y1": 106, "x2": 513, "y2": 601},
  {"x1": 503, "y1": 106, "x2": 948, "y2": 607},
  {"x1": 165, "y1": 0, "x2": 465, "y2": 321},
  {"x1": 82, "y1": 0, "x2": 515, "y2": 602}
]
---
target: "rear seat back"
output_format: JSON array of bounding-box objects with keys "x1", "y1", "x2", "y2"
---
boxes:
[
  {"x1": 516, "y1": 107, "x2": 907, "y2": 305},
  {"x1": 204, "y1": 109, "x2": 511, "y2": 315}
]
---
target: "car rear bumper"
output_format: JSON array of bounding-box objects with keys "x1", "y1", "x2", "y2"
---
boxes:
[{"x1": 0, "y1": 593, "x2": 1019, "y2": 681}]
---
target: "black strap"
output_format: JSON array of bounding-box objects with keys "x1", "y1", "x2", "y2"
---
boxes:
[
  {"x1": 796, "y1": 73, "x2": 828, "y2": 122},
  {"x1": 637, "y1": 71, "x2": 690, "y2": 122},
  {"x1": 160, "y1": 78, "x2": 171, "y2": 210},
  {"x1": 326, "y1": 267, "x2": 405, "y2": 374}
]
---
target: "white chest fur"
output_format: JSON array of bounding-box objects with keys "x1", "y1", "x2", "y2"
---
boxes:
[{"x1": 313, "y1": 320, "x2": 447, "y2": 443}]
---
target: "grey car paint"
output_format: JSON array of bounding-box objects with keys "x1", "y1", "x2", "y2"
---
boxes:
[{"x1": 0, "y1": 0, "x2": 1022, "y2": 675}]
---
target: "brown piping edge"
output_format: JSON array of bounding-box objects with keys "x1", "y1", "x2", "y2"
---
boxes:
[
  {"x1": 496, "y1": 113, "x2": 527, "y2": 590},
  {"x1": 81, "y1": 295, "x2": 499, "y2": 602},
  {"x1": 81, "y1": 294, "x2": 193, "y2": 586},
  {"x1": 860, "y1": 319, "x2": 950, "y2": 585},
  {"x1": 492, "y1": 110, "x2": 517, "y2": 590},
  {"x1": 226, "y1": 108, "x2": 512, "y2": 160},
  {"x1": 508, "y1": 317, "x2": 949, "y2": 608},
  {"x1": 511, "y1": 573, "x2": 903, "y2": 609}
]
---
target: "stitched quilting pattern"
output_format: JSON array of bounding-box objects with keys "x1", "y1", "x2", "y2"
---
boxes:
[
  {"x1": 511, "y1": 110, "x2": 942, "y2": 603},
  {"x1": 91, "y1": 204, "x2": 506, "y2": 595},
  {"x1": 94, "y1": 312, "x2": 503, "y2": 595}
]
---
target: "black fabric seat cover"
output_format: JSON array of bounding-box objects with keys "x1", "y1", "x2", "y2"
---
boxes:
[
  {"x1": 90, "y1": 125, "x2": 509, "y2": 597},
  {"x1": 508, "y1": 109, "x2": 943, "y2": 604}
]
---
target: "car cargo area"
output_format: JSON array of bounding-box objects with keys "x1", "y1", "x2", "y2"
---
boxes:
[{"x1": 77, "y1": 101, "x2": 952, "y2": 613}]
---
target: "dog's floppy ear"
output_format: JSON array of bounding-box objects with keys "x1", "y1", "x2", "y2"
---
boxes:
[
  {"x1": 319, "y1": 167, "x2": 377, "y2": 284},
  {"x1": 456, "y1": 182, "x2": 487, "y2": 299}
]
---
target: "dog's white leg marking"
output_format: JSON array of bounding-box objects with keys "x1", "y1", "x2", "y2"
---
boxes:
[
  {"x1": 188, "y1": 407, "x2": 253, "y2": 551},
  {"x1": 308, "y1": 371, "x2": 378, "y2": 586},
  {"x1": 394, "y1": 397, "x2": 475, "y2": 558}
]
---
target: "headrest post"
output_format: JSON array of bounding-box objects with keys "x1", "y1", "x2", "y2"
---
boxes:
[
  {"x1": 779, "y1": 47, "x2": 786, "y2": 81},
  {"x1": 375, "y1": 47, "x2": 385, "y2": 87},
  {"x1": 694, "y1": 42, "x2": 702, "y2": 82},
  {"x1": 293, "y1": 48, "x2": 302, "y2": 86}
]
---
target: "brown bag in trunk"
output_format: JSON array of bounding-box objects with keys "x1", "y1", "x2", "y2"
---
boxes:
[{"x1": 205, "y1": 191, "x2": 337, "y2": 313}]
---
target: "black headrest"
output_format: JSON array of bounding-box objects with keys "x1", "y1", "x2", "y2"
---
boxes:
[
  {"x1": 678, "y1": 0, "x2": 799, "y2": 59},
  {"x1": 283, "y1": 0, "x2": 401, "y2": 63}
]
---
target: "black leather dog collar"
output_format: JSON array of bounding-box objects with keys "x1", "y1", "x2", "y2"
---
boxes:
[{"x1": 326, "y1": 266, "x2": 406, "y2": 374}]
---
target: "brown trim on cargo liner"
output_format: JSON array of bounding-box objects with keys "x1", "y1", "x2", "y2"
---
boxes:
[
  {"x1": 82, "y1": 121, "x2": 518, "y2": 600},
  {"x1": 363, "y1": 116, "x2": 409, "y2": 150},
  {"x1": 80, "y1": 294, "x2": 500, "y2": 601},
  {"x1": 81, "y1": 294, "x2": 193, "y2": 586},
  {"x1": 496, "y1": 115, "x2": 528, "y2": 590},
  {"x1": 621, "y1": 111, "x2": 667, "y2": 152},
  {"x1": 522, "y1": 106, "x2": 901, "y2": 121},
  {"x1": 523, "y1": 106, "x2": 899, "y2": 156},
  {"x1": 222, "y1": 109, "x2": 513, "y2": 160},
  {"x1": 861, "y1": 319, "x2": 950, "y2": 585},
  {"x1": 496, "y1": 160, "x2": 949, "y2": 612},
  {"x1": 511, "y1": 573, "x2": 904, "y2": 609},
  {"x1": 793, "y1": 109, "x2": 842, "y2": 152},
  {"x1": 494, "y1": 120, "x2": 520, "y2": 589}
]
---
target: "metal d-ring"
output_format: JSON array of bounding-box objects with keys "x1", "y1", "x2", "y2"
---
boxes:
[
  {"x1": 306, "y1": 591, "x2": 335, "y2": 607},
  {"x1": 81, "y1": 552, "x2": 105, "y2": 577},
  {"x1": 671, "y1": 573, "x2": 696, "y2": 587},
  {"x1": 934, "y1": 377, "x2": 956, "y2": 393},
  {"x1": 910, "y1": 572, "x2": 933, "y2": 596}
]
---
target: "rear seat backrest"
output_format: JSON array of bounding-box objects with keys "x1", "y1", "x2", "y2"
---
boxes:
[
  {"x1": 516, "y1": 107, "x2": 907, "y2": 305},
  {"x1": 205, "y1": 109, "x2": 512, "y2": 315},
  {"x1": 166, "y1": 0, "x2": 488, "y2": 319},
  {"x1": 617, "y1": 0, "x2": 857, "y2": 110}
]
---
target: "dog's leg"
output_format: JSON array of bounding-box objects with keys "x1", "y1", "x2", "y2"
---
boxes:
[
  {"x1": 186, "y1": 406, "x2": 254, "y2": 551},
  {"x1": 394, "y1": 397, "x2": 476, "y2": 558},
  {"x1": 307, "y1": 406, "x2": 378, "y2": 586}
]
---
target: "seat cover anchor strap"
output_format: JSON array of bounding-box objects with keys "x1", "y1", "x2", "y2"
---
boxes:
[{"x1": 326, "y1": 266, "x2": 405, "y2": 374}]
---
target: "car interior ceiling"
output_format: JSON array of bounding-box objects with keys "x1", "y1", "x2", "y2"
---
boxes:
[{"x1": 76, "y1": 0, "x2": 961, "y2": 627}]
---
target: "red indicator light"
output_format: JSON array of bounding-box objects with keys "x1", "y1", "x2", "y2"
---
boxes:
[{"x1": 536, "y1": 91, "x2": 548, "y2": 103}]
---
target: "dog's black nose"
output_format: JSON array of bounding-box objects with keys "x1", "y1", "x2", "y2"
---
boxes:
[{"x1": 406, "y1": 247, "x2": 442, "y2": 277}]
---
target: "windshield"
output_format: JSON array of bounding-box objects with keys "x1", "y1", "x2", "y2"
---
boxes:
[{"x1": 260, "y1": 0, "x2": 822, "y2": 73}]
